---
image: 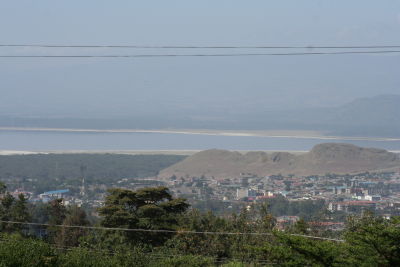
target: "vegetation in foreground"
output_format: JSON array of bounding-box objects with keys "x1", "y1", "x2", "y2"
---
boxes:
[{"x1": 0, "y1": 183, "x2": 399, "y2": 266}]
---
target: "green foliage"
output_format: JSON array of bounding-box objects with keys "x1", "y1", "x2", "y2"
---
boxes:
[
  {"x1": 263, "y1": 232, "x2": 348, "y2": 267},
  {"x1": 168, "y1": 209, "x2": 233, "y2": 258},
  {"x1": 152, "y1": 255, "x2": 214, "y2": 267},
  {"x1": 0, "y1": 182, "x2": 6, "y2": 194},
  {"x1": 0, "y1": 193, "x2": 15, "y2": 232},
  {"x1": 47, "y1": 199, "x2": 67, "y2": 226},
  {"x1": 43, "y1": 199, "x2": 69, "y2": 244},
  {"x1": 258, "y1": 214, "x2": 400, "y2": 266},
  {"x1": 167, "y1": 206, "x2": 276, "y2": 262},
  {"x1": 265, "y1": 195, "x2": 326, "y2": 220},
  {"x1": 57, "y1": 248, "x2": 117, "y2": 267},
  {"x1": 220, "y1": 263, "x2": 246, "y2": 267},
  {"x1": 290, "y1": 218, "x2": 309, "y2": 234},
  {"x1": 0, "y1": 193, "x2": 30, "y2": 233},
  {"x1": 54, "y1": 205, "x2": 90, "y2": 247},
  {"x1": 12, "y1": 194, "x2": 31, "y2": 222},
  {"x1": 344, "y1": 213, "x2": 400, "y2": 266},
  {"x1": 98, "y1": 187, "x2": 189, "y2": 246},
  {"x1": 0, "y1": 234, "x2": 57, "y2": 267},
  {"x1": 1, "y1": 185, "x2": 400, "y2": 267}
]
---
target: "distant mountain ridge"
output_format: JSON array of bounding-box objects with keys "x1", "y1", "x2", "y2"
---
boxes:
[
  {"x1": 310, "y1": 94, "x2": 400, "y2": 136},
  {"x1": 159, "y1": 143, "x2": 400, "y2": 178},
  {"x1": 1, "y1": 94, "x2": 399, "y2": 137}
]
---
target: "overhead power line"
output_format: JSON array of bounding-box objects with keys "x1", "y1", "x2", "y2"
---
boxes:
[
  {"x1": 1, "y1": 44, "x2": 400, "y2": 49},
  {"x1": 0, "y1": 50, "x2": 399, "y2": 59},
  {"x1": 0, "y1": 220, "x2": 344, "y2": 242}
]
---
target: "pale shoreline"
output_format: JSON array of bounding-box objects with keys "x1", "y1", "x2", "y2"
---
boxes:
[
  {"x1": 1, "y1": 126, "x2": 399, "y2": 142},
  {"x1": 0, "y1": 150, "x2": 308, "y2": 156},
  {"x1": 1, "y1": 149, "x2": 399, "y2": 156}
]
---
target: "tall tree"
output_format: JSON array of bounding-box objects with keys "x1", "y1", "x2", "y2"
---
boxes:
[
  {"x1": 47, "y1": 199, "x2": 67, "y2": 242},
  {"x1": 344, "y1": 213, "x2": 400, "y2": 266},
  {"x1": 55, "y1": 205, "x2": 90, "y2": 247},
  {"x1": 0, "y1": 192, "x2": 15, "y2": 232},
  {"x1": 98, "y1": 186, "x2": 189, "y2": 246},
  {"x1": 10, "y1": 194, "x2": 31, "y2": 233}
]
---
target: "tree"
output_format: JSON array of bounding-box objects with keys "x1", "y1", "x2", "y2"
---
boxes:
[
  {"x1": 291, "y1": 218, "x2": 308, "y2": 234},
  {"x1": 344, "y1": 213, "x2": 400, "y2": 266},
  {"x1": 0, "y1": 192, "x2": 15, "y2": 232},
  {"x1": 0, "y1": 181, "x2": 6, "y2": 194},
  {"x1": 98, "y1": 186, "x2": 189, "y2": 246},
  {"x1": 47, "y1": 199, "x2": 67, "y2": 242},
  {"x1": 0, "y1": 234, "x2": 57, "y2": 267},
  {"x1": 283, "y1": 180, "x2": 292, "y2": 191},
  {"x1": 0, "y1": 182, "x2": 30, "y2": 233},
  {"x1": 48, "y1": 199, "x2": 67, "y2": 225},
  {"x1": 55, "y1": 205, "x2": 90, "y2": 247},
  {"x1": 11, "y1": 194, "x2": 31, "y2": 232},
  {"x1": 263, "y1": 232, "x2": 348, "y2": 267}
]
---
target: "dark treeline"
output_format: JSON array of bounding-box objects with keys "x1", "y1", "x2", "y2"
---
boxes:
[
  {"x1": 0, "y1": 154, "x2": 185, "y2": 193},
  {"x1": 0, "y1": 183, "x2": 399, "y2": 266}
]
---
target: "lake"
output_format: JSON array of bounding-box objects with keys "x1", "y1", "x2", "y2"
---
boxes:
[{"x1": 1, "y1": 130, "x2": 400, "y2": 153}]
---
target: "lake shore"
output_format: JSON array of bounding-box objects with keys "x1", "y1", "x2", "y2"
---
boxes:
[
  {"x1": 1, "y1": 149, "x2": 399, "y2": 156},
  {"x1": 0, "y1": 149, "x2": 311, "y2": 156},
  {"x1": 1, "y1": 127, "x2": 399, "y2": 142}
]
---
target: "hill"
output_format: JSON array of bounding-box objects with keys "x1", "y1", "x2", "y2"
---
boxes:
[{"x1": 159, "y1": 143, "x2": 400, "y2": 178}]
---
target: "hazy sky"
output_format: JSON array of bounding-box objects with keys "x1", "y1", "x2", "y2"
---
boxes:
[{"x1": 0, "y1": 1, "x2": 399, "y2": 117}]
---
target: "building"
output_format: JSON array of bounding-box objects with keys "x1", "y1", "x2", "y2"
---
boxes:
[
  {"x1": 276, "y1": 216, "x2": 300, "y2": 230},
  {"x1": 328, "y1": 201, "x2": 377, "y2": 212},
  {"x1": 39, "y1": 189, "x2": 70, "y2": 201},
  {"x1": 236, "y1": 188, "x2": 248, "y2": 200}
]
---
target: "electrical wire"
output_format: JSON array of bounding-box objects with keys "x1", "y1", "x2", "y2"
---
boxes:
[
  {"x1": 0, "y1": 220, "x2": 344, "y2": 242},
  {"x1": 1, "y1": 44, "x2": 400, "y2": 49},
  {"x1": 0, "y1": 50, "x2": 399, "y2": 59}
]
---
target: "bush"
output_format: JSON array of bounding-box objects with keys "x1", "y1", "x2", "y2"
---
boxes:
[{"x1": 0, "y1": 234, "x2": 57, "y2": 267}]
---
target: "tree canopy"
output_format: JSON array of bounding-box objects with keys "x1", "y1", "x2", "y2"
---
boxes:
[{"x1": 98, "y1": 186, "x2": 189, "y2": 245}]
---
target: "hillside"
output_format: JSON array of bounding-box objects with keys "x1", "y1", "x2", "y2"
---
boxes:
[{"x1": 159, "y1": 143, "x2": 400, "y2": 178}]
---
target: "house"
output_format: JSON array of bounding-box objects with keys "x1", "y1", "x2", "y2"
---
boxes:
[{"x1": 39, "y1": 189, "x2": 70, "y2": 201}]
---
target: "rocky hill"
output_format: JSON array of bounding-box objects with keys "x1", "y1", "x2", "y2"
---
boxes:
[{"x1": 159, "y1": 143, "x2": 400, "y2": 179}]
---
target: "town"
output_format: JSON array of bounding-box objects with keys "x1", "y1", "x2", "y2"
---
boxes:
[{"x1": 7, "y1": 169, "x2": 400, "y2": 232}]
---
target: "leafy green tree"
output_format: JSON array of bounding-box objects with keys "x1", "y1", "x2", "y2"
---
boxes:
[
  {"x1": 344, "y1": 213, "x2": 400, "y2": 266},
  {"x1": 263, "y1": 232, "x2": 349, "y2": 267},
  {"x1": 58, "y1": 247, "x2": 117, "y2": 267},
  {"x1": 0, "y1": 182, "x2": 30, "y2": 234},
  {"x1": 0, "y1": 181, "x2": 6, "y2": 194},
  {"x1": 47, "y1": 199, "x2": 67, "y2": 242},
  {"x1": 256, "y1": 203, "x2": 276, "y2": 231},
  {"x1": 169, "y1": 209, "x2": 233, "y2": 258},
  {"x1": 154, "y1": 255, "x2": 214, "y2": 267},
  {"x1": 55, "y1": 205, "x2": 90, "y2": 247},
  {"x1": 98, "y1": 186, "x2": 189, "y2": 246},
  {"x1": 291, "y1": 218, "x2": 308, "y2": 234},
  {"x1": 11, "y1": 194, "x2": 31, "y2": 232},
  {"x1": 0, "y1": 233, "x2": 57, "y2": 267},
  {"x1": 0, "y1": 192, "x2": 15, "y2": 232},
  {"x1": 48, "y1": 199, "x2": 67, "y2": 225}
]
